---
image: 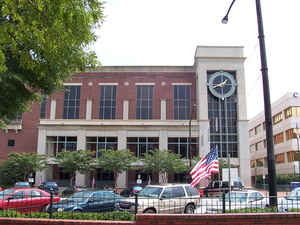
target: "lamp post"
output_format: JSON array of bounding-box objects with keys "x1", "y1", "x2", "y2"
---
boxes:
[{"x1": 222, "y1": 0, "x2": 277, "y2": 206}]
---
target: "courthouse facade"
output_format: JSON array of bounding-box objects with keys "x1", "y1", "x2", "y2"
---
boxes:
[{"x1": 0, "y1": 46, "x2": 251, "y2": 188}]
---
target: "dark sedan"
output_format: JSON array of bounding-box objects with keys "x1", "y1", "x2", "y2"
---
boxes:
[{"x1": 50, "y1": 190, "x2": 123, "y2": 213}]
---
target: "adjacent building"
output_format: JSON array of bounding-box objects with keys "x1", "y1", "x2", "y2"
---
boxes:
[
  {"x1": 0, "y1": 46, "x2": 251, "y2": 188},
  {"x1": 249, "y1": 92, "x2": 300, "y2": 184}
]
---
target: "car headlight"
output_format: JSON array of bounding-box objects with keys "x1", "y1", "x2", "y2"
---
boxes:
[{"x1": 57, "y1": 208, "x2": 64, "y2": 212}]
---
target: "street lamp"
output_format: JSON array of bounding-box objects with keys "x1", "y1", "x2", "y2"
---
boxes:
[{"x1": 222, "y1": 0, "x2": 278, "y2": 206}]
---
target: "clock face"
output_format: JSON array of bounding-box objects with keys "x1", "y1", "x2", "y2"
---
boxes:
[{"x1": 208, "y1": 71, "x2": 237, "y2": 99}]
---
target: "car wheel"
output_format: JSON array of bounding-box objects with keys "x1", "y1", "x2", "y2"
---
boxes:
[
  {"x1": 73, "y1": 209, "x2": 82, "y2": 213},
  {"x1": 184, "y1": 204, "x2": 195, "y2": 214},
  {"x1": 144, "y1": 208, "x2": 156, "y2": 213}
]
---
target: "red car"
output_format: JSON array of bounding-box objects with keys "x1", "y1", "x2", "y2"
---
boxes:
[{"x1": 0, "y1": 188, "x2": 60, "y2": 213}]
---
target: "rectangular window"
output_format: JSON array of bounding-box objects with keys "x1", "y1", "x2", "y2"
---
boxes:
[
  {"x1": 255, "y1": 142, "x2": 259, "y2": 151},
  {"x1": 46, "y1": 136, "x2": 77, "y2": 156},
  {"x1": 287, "y1": 151, "x2": 296, "y2": 162},
  {"x1": 272, "y1": 112, "x2": 283, "y2": 125},
  {"x1": 40, "y1": 95, "x2": 47, "y2": 119},
  {"x1": 168, "y1": 137, "x2": 198, "y2": 159},
  {"x1": 8, "y1": 139, "x2": 15, "y2": 147},
  {"x1": 63, "y1": 86, "x2": 80, "y2": 119},
  {"x1": 86, "y1": 137, "x2": 118, "y2": 158},
  {"x1": 174, "y1": 85, "x2": 191, "y2": 120},
  {"x1": 254, "y1": 125, "x2": 260, "y2": 135},
  {"x1": 256, "y1": 159, "x2": 264, "y2": 167},
  {"x1": 127, "y1": 137, "x2": 159, "y2": 158},
  {"x1": 275, "y1": 153, "x2": 285, "y2": 164},
  {"x1": 136, "y1": 86, "x2": 153, "y2": 119},
  {"x1": 250, "y1": 160, "x2": 256, "y2": 168},
  {"x1": 274, "y1": 132, "x2": 284, "y2": 145},
  {"x1": 99, "y1": 86, "x2": 116, "y2": 119}
]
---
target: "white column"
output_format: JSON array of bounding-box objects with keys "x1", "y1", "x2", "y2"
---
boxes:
[
  {"x1": 35, "y1": 128, "x2": 47, "y2": 186},
  {"x1": 123, "y1": 100, "x2": 129, "y2": 120},
  {"x1": 86, "y1": 99, "x2": 92, "y2": 120},
  {"x1": 160, "y1": 99, "x2": 166, "y2": 120},
  {"x1": 50, "y1": 100, "x2": 56, "y2": 120},
  {"x1": 239, "y1": 121, "x2": 251, "y2": 187},
  {"x1": 116, "y1": 130, "x2": 127, "y2": 189},
  {"x1": 75, "y1": 130, "x2": 87, "y2": 187}
]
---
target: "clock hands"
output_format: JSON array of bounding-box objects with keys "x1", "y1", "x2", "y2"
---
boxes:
[{"x1": 212, "y1": 79, "x2": 228, "y2": 88}]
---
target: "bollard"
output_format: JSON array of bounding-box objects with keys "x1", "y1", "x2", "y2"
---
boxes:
[
  {"x1": 49, "y1": 188, "x2": 54, "y2": 219},
  {"x1": 222, "y1": 191, "x2": 226, "y2": 213},
  {"x1": 134, "y1": 193, "x2": 138, "y2": 215}
]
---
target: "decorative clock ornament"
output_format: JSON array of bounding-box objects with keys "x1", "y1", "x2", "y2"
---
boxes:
[{"x1": 208, "y1": 71, "x2": 237, "y2": 99}]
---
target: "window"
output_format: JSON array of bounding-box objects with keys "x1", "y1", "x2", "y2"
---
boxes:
[
  {"x1": 40, "y1": 95, "x2": 47, "y2": 119},
  {"x1": 46, "y1": 136, "x2": 77, "y2": 156},
  {"x1": 287, "y1": 151, "x2": 296, "y2": 162},
  {"x1": 168, "y1": 137, "x2": 198, "y2": 159},
  {"x1": 12, "y1": 191, "x2": 26, "y2": 200},
  {"x1": 256, "y1": 159, "x2": 264, "y2": 167},
  {"x1": 263, "y1": 139, "x2": 267, "y2": 148},
  {"x1": 63, "y1": 86, "x2": 80, "y2": 119},
  {"x1": 185, "y1": 186, "x2": 199, "y2": 196},
  {"x1": 127, "y1": 137, "x2": 159, "y2": 158},
  {"x1": 272, "y1": 112, "x2": 283, "y2": 125},
  {"x1": 284, "y1": 106, "x2": 300, "y2": 118},
  {"x1": 250, "y1": 160, "x2": 256, "y2": 168},
  {"x1": 172, "y1": 186, "x2": 185, "y2": 198},
  {"x1": 99, "y1": 86, "x2": 116, "y2": 119},
  {"x1": 29, "y1": 190, "x2": 43, "y2": 198},
  {"x1": 255, "y1": 142, "x2": 259, "y2": 151},
  {"x1": 254, "y1": 125, "x2": 260, "y2": 135},
  {"x1": 275, "y1": 153, "x2": 285, "y2": 164},
  {"x1": 8, "y1": 139, "x2": 15, "y2": 147},
  {"x1": 86, "y1": 137, "x2": 118, "y2": 158},
  {"x1": 174, "y1": 85, "x2": 191, "y2": 120},
  {"x1": 274, "y1": 132, "x2": 284, "y2": 145},
  {"x1": 136, "y1": 86, "x2": 153, "y2": 119}
]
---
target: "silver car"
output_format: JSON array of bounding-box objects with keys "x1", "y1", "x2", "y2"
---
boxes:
[
  {"x1": 278, "y1": 187, "x2": 300, "y2": 212},
  {"x1": 197, "y1": 190, "x2": 268, "y2": 213}
]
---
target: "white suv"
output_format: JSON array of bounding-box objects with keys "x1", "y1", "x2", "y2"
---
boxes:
[{"x1": 116, "y1": 184, "x2": 200, "y2": 214}]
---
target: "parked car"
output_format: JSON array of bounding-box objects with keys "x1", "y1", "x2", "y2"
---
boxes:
[
  {"x1": 202, "y1": 179, "x2": 244, "y2": 197},
  {"x1": 50, "y1": 190, "x2": 123, "y2": 213},
  {"x1": 116, "y1": 184, "x2": 200, "y2": 214},
  {"x1": 197, "y1": 190, "x2": 268, "y2": 213},
  {"x1": 39, "y1": 182, "x2": 59, "y2": 195},
  {"x1": 278, "y1": 187, "x2": 300, "y2": 212},
  {"x1": 0, "y1": 188, "x2": 60, "y2": 213},
  {"x1": 120, "y1": 186, "x2": 143, "y2": 197},
  {"x1": 15, "y1": 182, "x2": 30, "y2": 188}
]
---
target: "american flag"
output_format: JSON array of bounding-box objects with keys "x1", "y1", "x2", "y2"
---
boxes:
[{"x1": 190, "y1": 146, "x2": 219, "y2": 187}]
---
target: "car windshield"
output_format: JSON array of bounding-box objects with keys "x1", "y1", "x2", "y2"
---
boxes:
[
  {"x1": 67, "y1": 191, "x2": 92, "y2": 202},
  {"x1": 16, "y1": 182, "x2": 29, "y2": 187},
  {"x1": 138, "y1": 186, "x2": 163, "y2": 198},
  {"x1": 225, "y1": 192, "x2": 248, "y2": 203},
  {"x1": 0, "y1": 189, "x2": 15, "y2": 200},
  {"x1": 287, "y1": 189, "x2": 300, "y2": 201}
]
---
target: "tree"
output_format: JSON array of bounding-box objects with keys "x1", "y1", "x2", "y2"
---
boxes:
[
  {"x1": 54, "y1": 150, "x2": 95, "y2": 186},
  {"x1": 0, "y1": 0, "x2": 104, "y2": 127},
  {"x1": 97, "y1": 149, "x2": 137, "y2": 188},
  {"x1": 142, "y1": 149, "x2": 188, "y2": 184},
  {"x1": 0, "y1": 152, "x2": 48, "y2": 187}
]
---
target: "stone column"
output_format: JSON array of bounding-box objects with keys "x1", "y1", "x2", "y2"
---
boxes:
[
  {"x1": 50, "y1": 100, "x2": 56, "y2": 120},
  {"x1": 116, "y1": 130, "x2": 127, "y2": 189},
  {"x1": 75, "y1": 130, "x2": 87, "y2": 187}
]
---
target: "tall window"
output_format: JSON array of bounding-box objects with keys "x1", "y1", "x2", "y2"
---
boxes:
[
  {"x1": 16, "y1": 112, "x2": 22, "y2": 121},
  {"x1": 86, "y1": 137, "x2": 118, "y2": 158},
  {"x1": 99, "y1": 86, "x2": 116, "y2": 119},
  {"x1": 127, "y1": 137, "x2": 159, "y2": 158},
  {"x1": 168, "y1": 137, "x2": 198, "y2": 159},
  {"x1": 174, "y1": 85, "x2": 190, "y2": 120},
  {"x1": 40, "y1": 95, "x2": 47, "y2": 119},
  {"x1": 63, "y1": 86, "x2": 80, "y2": 119},
  {"x1": 136, "y1": 86, "x2": 153, "y2": 119}
]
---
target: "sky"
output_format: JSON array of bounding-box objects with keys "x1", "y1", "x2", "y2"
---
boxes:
[{"x1": 91, "y1": 0, "x2": 300, "y2": 119}]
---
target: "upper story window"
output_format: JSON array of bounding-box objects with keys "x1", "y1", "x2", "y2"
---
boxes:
[
  {"x1": 99, "y1": 85, "x2": 116, "y2": 119},
  {"x1": 174, "y1": 85, "x2": 190, "y2": 120},
  {"x1": 250, "y1": 160, "x2": 256, "y2": 168},
  {"x1": 254, "y1": 125, "x2": 260, "y2": 135},
  {"x1": 168, "y1": 137, "x2": 198, "y2": 159},
  {"x1": 40, "y1": 95, "x2": 47, "y2": 119},
  {"x1": 275, "y1": 153, "x2": 285, "y2": 164},
  {"x1": 272, "y1": 112, "x2": 283, "y2": 125},
  {"x1": 274, "y1": 132, "x2": 284, "y2": 145},
  {"x1": 136, "y1": 85, "x2": 153, "y2": 120},
  {"x1": 63, "y1": 86, "x2": 81, "y2": 119},
  {"x1": 284, "y1": 106, "x2": 300, "y2": 118},
  {"x1": 127, "y1": 137, "x2": 159, "y2": 158}
]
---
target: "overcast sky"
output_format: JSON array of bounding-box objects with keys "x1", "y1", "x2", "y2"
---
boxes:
[{"x1": 91, "y1": 0, "x2": 300, "y2": 119}]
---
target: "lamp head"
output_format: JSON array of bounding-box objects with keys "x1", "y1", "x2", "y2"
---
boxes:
[{"x1": 222, "y1": 15, "x2": 228, "y2": 24}]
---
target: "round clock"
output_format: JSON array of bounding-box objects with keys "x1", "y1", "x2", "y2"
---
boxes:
[{"x1": 207, "y1": 71, "x2": 237, "y2": 99}]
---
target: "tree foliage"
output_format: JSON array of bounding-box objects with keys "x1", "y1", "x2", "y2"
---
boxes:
[
  {"x1": 0, "y1": 152, "x2": 48, "y2": 187},
  {"x1": 0, "y1": 0, "x2": 104, "y2": 126},
  {"x1": 142, "y1": 149, "x2": 188, "y2": 184},
  {"x1": 97, "y1": 149, "x2": 137, "y2": 188},
  {"x1": 54, "y1": 150, "x2": 95, "y2": 185}
]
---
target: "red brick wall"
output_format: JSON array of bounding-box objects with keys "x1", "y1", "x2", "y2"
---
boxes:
[{"x1": 1, "y1": 213, "x2": 300, "y2": 225}]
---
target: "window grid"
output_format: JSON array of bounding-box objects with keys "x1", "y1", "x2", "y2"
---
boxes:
[
  {"x1": 127, "y1": 137, "x2": 159, "y2": 158},
  {"x1": 136, "y1": 86, "x2": 153, "y2": 120},
  {"x1": 63, "y1": 86, "x2": 81, "y2": 119},
  {"x1": 46, "y1": 136, "x2": 77, "y2": 156},
  {"x1": 99, "y1": 86, "x2": 116, "y2": 119},
  {"x1": 168, "y1": 137, "x2": 198, "y2": 159},
  {"x1": 86, "y1": 137, "x2": 118, "y2": 158},
  {"x1": 174, "y1": 85, "x2": 191, "y2": 120}
]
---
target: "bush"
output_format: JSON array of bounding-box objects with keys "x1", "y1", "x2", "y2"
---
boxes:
[{"x1": 0, "y1": 210, "x2": 135, "y2": 221}]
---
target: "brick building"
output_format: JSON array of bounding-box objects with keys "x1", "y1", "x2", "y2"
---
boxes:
[{"x1": 0, "y1": 46, "x2": 251, "y2": 188}]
